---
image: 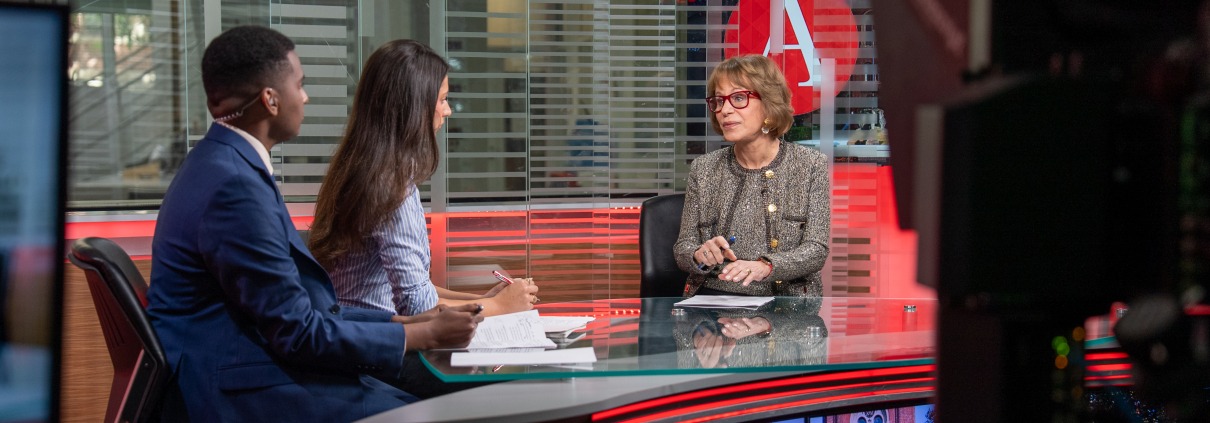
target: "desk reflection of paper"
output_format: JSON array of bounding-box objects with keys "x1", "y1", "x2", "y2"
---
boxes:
[
  {"x1": 673, "y1": 295, "x2": 774, "y2": 309},
  {"x1": 450, "y1": 347, "x2": 597, "y2": 367},
  {"x1": 540, "y1": 316, "x2": 595, "y2": 334},
  {"x1": 467, "y1": 310, "x2": 557, "y2": 349}
]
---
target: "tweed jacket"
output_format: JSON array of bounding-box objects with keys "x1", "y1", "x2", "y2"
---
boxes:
[{"x1": 674, "y1": 141, "x2": 830, "y2": 297}]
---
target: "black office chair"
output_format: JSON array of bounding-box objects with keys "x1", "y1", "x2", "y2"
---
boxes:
[
  {"x1": 68, "y1": 237, "x2": 168, "y2": 423},
  {"x1": 639, "y1": 193, "x2": 689, "y2": 297}
]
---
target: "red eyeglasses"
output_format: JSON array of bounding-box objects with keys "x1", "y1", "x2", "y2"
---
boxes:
[{"x1": 705, "y1": 90, "x2": 761, "y2": 112}]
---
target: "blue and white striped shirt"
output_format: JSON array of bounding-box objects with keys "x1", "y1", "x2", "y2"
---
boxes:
[{"x1": 328, "y1": 187, "x2": 439, "y2": 316}]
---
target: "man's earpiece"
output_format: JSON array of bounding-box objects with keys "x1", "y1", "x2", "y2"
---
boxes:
[{"x1": 269, "y1": 99, "x2": 277, "y2": 107}]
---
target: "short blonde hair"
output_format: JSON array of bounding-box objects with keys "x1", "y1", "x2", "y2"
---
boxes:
[{"x1": 705, "y1": 55, "x2": 793, "y2": 139}]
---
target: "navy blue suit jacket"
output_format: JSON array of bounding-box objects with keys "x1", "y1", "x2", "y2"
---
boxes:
[{"x1": 148, "y1": 124, "x2": 414, "y2": 421}]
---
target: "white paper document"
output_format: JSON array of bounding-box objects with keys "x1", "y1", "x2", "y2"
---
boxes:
[
  {"x1": 450, "y1": 347, "x2": 598, "y2": 367},
  {"x1": 673, "y1": 295, "x2": 774, "y2": 309},
  {"x1": 466, "y1": 310, "x2": 557, "y2": 349},
  {"x1": 540, "y1": 315, "x2": 595, "y2": 335}
]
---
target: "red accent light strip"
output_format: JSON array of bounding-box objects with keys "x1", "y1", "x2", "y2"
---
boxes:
[
  {"x1": 65, "y1": 220, "x2": 157, "y2": 239},
  {"x1": 1084, "y1": 352, "x2": 1128, "y2": 361},
  {"x1": 1086, "y1": 363, "x2": 1132, "y2": 372},
  {"x1": 591, "y1": 365, "x2": 934, "y2": 421},
  {"x1": 1186, "y1": 304, "x2": 1210, "y2": 316},
  {"x1": 1085, "y1": 374, "x2": 1133, "y2": 382},
  {"x1": 291, "y1": 215, "x2": 314, "y2": 228},
  {"x1": 67, "y1": 215, "x2": 316, "y2": 239},
  {"x1": 626, "y1": 386, "x2": 934, "y2": 423}
]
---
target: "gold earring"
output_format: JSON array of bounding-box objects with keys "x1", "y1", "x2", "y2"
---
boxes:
[{"x1": 761, "y1": 118, "x2": 771, "y2": 135}]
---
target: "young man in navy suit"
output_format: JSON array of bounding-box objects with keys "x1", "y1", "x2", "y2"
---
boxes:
[{"x1": 147, "y1": 25, "x2": 484, "y2": 421}]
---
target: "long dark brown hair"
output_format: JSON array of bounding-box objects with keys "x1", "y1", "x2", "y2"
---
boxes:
[{"x1": 309, "y1": 40, "x2": 449, "y2": 269}]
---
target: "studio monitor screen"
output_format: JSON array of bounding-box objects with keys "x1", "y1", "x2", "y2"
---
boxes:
[{"x1": 0, "y1": 3, "x2": 69, "y2": 422}]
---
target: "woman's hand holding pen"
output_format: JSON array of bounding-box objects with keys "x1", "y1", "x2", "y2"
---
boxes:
[
  {"x1": 694, "y1": 236, "x2": 738, "y2": 269},
  {"x1": 496, "y1": 277, "x2": 540, "y2": 313},
  {"x1": 479, "y1": 275, "x2": 540, "y2": 315}
]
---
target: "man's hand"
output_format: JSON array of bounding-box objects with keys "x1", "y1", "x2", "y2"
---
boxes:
[
  {"x1": 391, "y1": 305, "x2": 443, "y2": 324},
  {"x1": 403, "y1": 304, "x2": 484, "y2": 350}
]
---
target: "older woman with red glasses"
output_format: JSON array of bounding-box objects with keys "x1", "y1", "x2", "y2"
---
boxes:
[{"x1": 674, "y1": 54, "x2": 831, "y2": 302}]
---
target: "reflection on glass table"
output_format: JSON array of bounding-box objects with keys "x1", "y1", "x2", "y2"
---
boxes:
[{"x1": 420, "y1": 296, "x2": 937, "y2": 383}]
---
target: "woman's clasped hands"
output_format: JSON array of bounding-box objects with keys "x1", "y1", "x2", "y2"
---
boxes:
[
  {"x1": 695, "y1": 236, "x2": 770, "y2": 286},
  {"x1": 719, "y1": 260, "x2": 771, "y2": 287}
]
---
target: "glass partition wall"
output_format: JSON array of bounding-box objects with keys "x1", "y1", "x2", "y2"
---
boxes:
[{"x1": 65, "y1": 0, "x2": 920, "y2": 301}]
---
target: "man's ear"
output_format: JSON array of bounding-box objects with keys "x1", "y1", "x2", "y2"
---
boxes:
[{"x1": 262, "y1": 88, "x2": 279, "y2": 116}]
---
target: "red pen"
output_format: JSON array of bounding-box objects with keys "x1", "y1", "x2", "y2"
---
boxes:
[{"x1": 492, "y1": 270, "x2": 514, "y2": 285}]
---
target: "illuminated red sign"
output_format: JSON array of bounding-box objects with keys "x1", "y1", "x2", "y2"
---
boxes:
[{"x1": 724, "y1": 0, "x2": 859, "y2": 115}]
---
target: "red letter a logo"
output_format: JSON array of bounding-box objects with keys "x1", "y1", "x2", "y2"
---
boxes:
[{"x1": 724, "y1": 0, "x2": 859, "y2": 115}]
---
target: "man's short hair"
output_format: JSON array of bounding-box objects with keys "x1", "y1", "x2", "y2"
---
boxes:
[{"x1": 201, "y1": 25, "x2": 295, "y2": 105}]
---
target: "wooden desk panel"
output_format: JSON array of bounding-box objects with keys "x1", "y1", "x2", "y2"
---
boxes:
[{"x1": 60, "y1": 259, "x2": 151, "y2": 423}]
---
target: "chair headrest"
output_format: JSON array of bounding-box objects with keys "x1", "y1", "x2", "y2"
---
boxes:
[{"x1": 69, "y1": 237, "x2": 147, "y2": 292}]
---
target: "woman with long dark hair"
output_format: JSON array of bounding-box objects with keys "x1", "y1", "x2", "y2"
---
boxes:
[{"x1": 310, "y1": 40, "x2": 537, "y2": 317}]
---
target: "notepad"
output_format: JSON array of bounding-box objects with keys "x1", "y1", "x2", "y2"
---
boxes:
[
  {"x1": 673, "y1": 295, "x2": 774, "y2": 309},
  {"x1": 466, "y1": 310, "x2": 557, "y2": 349}
]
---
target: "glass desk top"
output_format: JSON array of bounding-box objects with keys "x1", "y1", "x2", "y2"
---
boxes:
[{"x1": 420, "y1": 296, "x2": 939, "y2": 383}]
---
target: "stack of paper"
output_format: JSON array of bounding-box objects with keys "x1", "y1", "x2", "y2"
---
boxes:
[
  {"x1": 673, "y1": 295, "x2": 774, "y2": 309},
  {"x1": 466, "y1": 310, "x2": 557, "y2": 349},
  {"x1": 539, "y1": 315, "x2": 594, "y2": 345},
  {"x1": 450, "y1": 311, "x2": 599, "y2": 367}
]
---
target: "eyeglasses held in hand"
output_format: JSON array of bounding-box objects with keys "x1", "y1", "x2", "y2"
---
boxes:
[{"x1": 705, "y1": 90, "x2": 761, "y2": 113}]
